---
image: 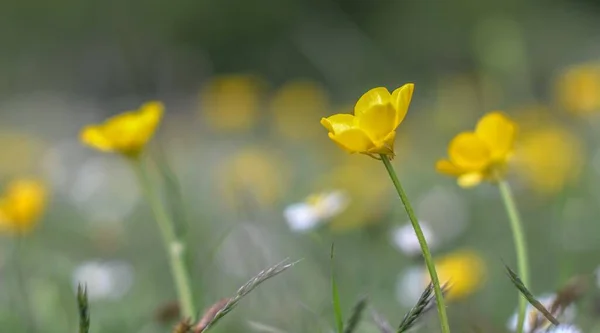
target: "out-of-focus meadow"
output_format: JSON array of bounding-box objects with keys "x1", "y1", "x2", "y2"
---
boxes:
[{"x1": 3, "y1": 0, "x2": 600, "y2": 332}]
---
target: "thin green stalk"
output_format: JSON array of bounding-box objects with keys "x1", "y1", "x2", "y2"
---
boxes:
[
  {"x1": 132, "y1": 158, "x2": 196, "y2": 320},
  {"x1": 330, "y1": 244, "x2": 344, "y2": 333},
  {"x1": 379, "y1": 155, "x2": 450, "y2": 333},
  {"x1": 498, "y1": 180, "x2": 529, "y2": 333},
  {"x1": 13, "y1": 238, "x2": 37, "y2": 333}
]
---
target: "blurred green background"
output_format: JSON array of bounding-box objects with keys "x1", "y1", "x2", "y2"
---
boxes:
[{"x1": 2, "y1": 0, "x2": 600, "y2": 332}]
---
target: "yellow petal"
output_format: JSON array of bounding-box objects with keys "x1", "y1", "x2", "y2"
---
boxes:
[
  {"x1": 0, "y1": 179, "x2": 47, "y2": 234},
  {"x1": 475, "y1": 111, "x2": 516, "y2": 160},
  {"x1": 90, "y1": 101, "x2": 164, "y2": 156},
  {"x1": 368, "y1": 130, "x2": 396, "y2": 155},
  {"x1": 356, "y1": 103, "x2": 397, "y2": 141},
  {"x1": 354, "y1": 87, "x2": 391, "y2": 116},
  {"x1": 140, "y1": 101, "x2": 164, "y2": 122},
  {"x1": 390, "y1": 83, "x2": 414, "y2": 126},
  {"x1": 432, "y1": 249, "x2": 486, "y2": 300},
  {"x1": 381, "y1": 130, "x2": 396, "y2": 153},
  {"x1": 448, "y1": 132, "x2": 491, "y2": 171},
  {"x1": 435, "y1": 159, "x2": 464, "y2": 176},
  {"x1": 320, "y1": 114, "x2": 356, "y2": 134},
  {"x1": 329, "y1": 129, "x2": 375, "y2": 153},
  {"x1": 134, "y1": 101, "x2": 164, "y2": 145},
  {"x1": 457, "y1": 173, "x2": 483, "y2": 188},
  {"x1": 80, "y1": 126, "x2": 114, "y2": 152}
]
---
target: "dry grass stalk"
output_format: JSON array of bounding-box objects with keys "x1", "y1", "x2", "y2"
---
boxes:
[
  {"x1": 195, "y1": 258, "x2": 299, "y2": 332},
  {"x1": 531, "y1": 275, "x2": 589, "y2": 332}
]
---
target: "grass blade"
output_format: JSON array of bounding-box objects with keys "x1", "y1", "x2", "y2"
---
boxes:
[
  {"x1": 343, "y1": 296, "x2": 368, "y2": 333},
  {"x1": 504, "y1": 264, "x2": 559, "y2": 326},
  {"x1": 397, "y1": 282, "x2": 449, "y2": 333},
  {"x1": 77, "y1": 284, "x2": 90, "y2": 333},
  {"x1": 196, "y1": 258, "x2": 299, "y2": 332},
  {"x1": 330, "y1": 244, "x2": 344, "y2": 333}
]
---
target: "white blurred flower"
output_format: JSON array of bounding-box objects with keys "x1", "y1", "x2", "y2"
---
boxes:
[
  {"x1": 546, "y1": 325, "x2": 582, "y2": 333},
  {"x1": 506, "y1": 293, "x2": 577, "y2": 333},
  {"x1": 396, "y1": 265, "x2": 426, "y2": 308},
  {"x1": 283, "y1": 190, "x2": 349, "y2": 232},
  {"x1": 72, "y1": 260, "x2": 134, "y2": 301},
  {"x1": 391, "y1": 222, "x2": 435, "y2": 256}
]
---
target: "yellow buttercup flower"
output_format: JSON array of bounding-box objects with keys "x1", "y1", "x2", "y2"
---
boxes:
[
  {"x1": 200, "y1": 74, "x2": 265, "y2": 132},
  {"x1": 555, "y1": 61, "x2": 600, "y2": 116},
  {"x1": 219, "y1": 147, "x2": 290, "y2": 209},
  {"x1": 0, "y1": 179, "x2": 47, "y2": 235},
  {"x1": 431, "y1": 249, "x2": 486, "y2": 300},
  {"x1": 436, "y1": 112, "x2": 517, "y2": 188},
  {"x1": 320, "y1": 84, "x2": 414, "y2": 157},
  {"x1": 80, "y1": 101, "x2": 163, "y2": 158},
  {"x1": 515, "y1": 124, "x2": 584, "y2": 195},
  {"x1": 0, "y1": 131, "x2": 46, "y2": 178},
  {"x1": 270, "y1": 79, "x2": 329, "y2": 141}
]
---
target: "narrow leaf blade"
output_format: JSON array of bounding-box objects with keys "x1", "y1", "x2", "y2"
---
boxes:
[
  {"x1": 77, "y1": 284, "x2": 90, "y2": 333},
  {"x1": 504, "y1": 264, "x2": 559, "y2": 325},
  {"x1": 343, "y1": 296, "x2": 367, "y2": 333},
  {"x1": 331, "y1": 244, "x2": 344, "y2": 333}
]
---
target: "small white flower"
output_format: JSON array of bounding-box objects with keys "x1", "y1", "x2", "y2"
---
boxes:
[
  {"x1": 72, "y1": 260, "x2": 134, "y2": 301},
  {"x1": 283, "y1": 190, "x2": 349, "y2": 232},
  {"x1": 391, "y1": 222, "x2": 435, "y2": 256},
  {"x1": 395, "y1": 265, "x2": 427, "y2": 308},
  {"x1": 546, "y1": 325, "x2": 582, "y2": 333},
  {"x1": 506, "y1": 293, "x2": 577, "y2": 333}
]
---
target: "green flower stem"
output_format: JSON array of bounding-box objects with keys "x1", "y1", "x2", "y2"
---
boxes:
[
  {"x1": 380, "y1": 155, "x2": 451, "y2": 333},
  {"x1": 13, "y1": 238, "x2": 37, "y2": 333},
  {"x1": 498, "y1": 179, "x2": 529, "y2": 333},
  {"x1": 132, "y1": 158, "x2": 196, "y2": 320}
]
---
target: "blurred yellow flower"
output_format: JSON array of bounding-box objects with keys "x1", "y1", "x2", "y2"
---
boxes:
[
  {"x1": 431, "y1": 249, "x2": 486, "y2": 300},
  {"x1": 0, "y1": 131, "x2": 45, "y2": 178},
  {"x1": 515, "y1": 125, "x2": 584, "y2": 195},
  {"x1": 270, "y1": 80, "x2": 329, "y2": 141},
  {"x1": 200, "y1": 74, "x2": 265, "y2": 132},
  {"x1": 80, "y1": 101, "x2": 163, "y2": 158},
  {"x1": 321, "y1": 84, "x2": 414, "y2": 157},
  {"x1": 556, "y1": 62, "x2": 600, "y2": 116},
  {"x1": 0, "y1": 179, "x2": 47, "y2": 235},
  {"x1": 219, "y1": 148, "x2": 289, "y2": 209},
  {"x1": 436, "y1": 112, "x2": 517, "y2": 188}
]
